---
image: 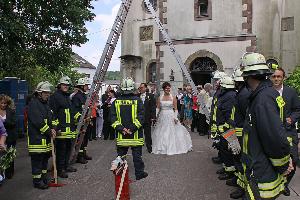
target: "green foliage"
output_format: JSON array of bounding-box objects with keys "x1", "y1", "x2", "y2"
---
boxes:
[
  {"x1": 105, "y1": 71, "x2": 121, "y2": 80},
  {"x1": 0, "y1": 63, "x2": 84, "y2": 92},
  {"x1": 0, "y1": 0, "x2": 95, "y2": 72},
  {"x1": 285, "y1": 66, "x2": 300, "y2": 94}
]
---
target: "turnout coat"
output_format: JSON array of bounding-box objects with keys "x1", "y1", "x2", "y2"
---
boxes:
[
  {"x1": 27, "y1": 97, "x2": 53, "y2": 154},
  {"x1": 241, "y1": 80, "x2": 291, "y2": 199}
]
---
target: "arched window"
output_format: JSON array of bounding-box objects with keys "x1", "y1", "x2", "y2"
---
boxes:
[
  {"x1": 194, "y1": 0, "x2": 212, "y2": 21},
  {"x1": 148, "y1": 62, "x2": 157, "y2": 83},
  {"x1": 190, "y1": 57, "x2": 217, "y2": 72}
]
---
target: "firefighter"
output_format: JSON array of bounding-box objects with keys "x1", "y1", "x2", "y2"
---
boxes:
[
  {"x1": 71, "y1": 77, "x2": 91, "y2": 164},
  {"x1": 270, "y1": 67, "x2": 300, "y2": 196},
  {"x1": 27, "y1": 81, "x2": 55, "y2": 189},
  {"x1": 111, "y1": 77, "x2": 148, "y2": 180},
  {"x1": 210, "y1": 71, "x2": 226, "y2": 165},
  {"x1": 227, "y1": 69, "x2": 251, "y2": 199},
  {"x1": 214, "y1": 75, "x2": 236, "y2": 180},
  {"x1": 49, "y1": 76, "x2": 77, "y2": 179},
  {"x1": 240, "y1": 53, "x2": 294, "y2": 199}
]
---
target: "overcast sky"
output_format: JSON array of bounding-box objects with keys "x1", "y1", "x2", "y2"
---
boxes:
[{"x1": 72, "y1": 0, "x2": 121, "y2": 71}]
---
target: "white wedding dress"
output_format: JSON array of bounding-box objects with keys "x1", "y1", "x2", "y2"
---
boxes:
[{"x1": 152, "y1": 95, "x2": 193, "y2": 155}]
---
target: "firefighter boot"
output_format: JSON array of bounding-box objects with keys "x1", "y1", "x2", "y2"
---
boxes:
[
  {"x1": 216, "y1": 168, "x2": 225, "y2": 174},
  {"x1": 33, "y1": 180, "x2": 49, "y2": 190},
  {"x1": 57, "y1": 170, "x2": 68, "y2": 178},
  {"x1": 218, "y1": 172, "x2": 234, "y2": 180},
  {"x1": 42, "y1": 173, "x2": 52, "y2": 185},
  {"x1": 84, "y1": 150, "x2": 92, "y2": 160},
  {"x1": 136, "y1": 172, "x2": 148, "y2": 180},
  {"x1": 77, "y1": 154, "x2": 88, "y2": 164},
  {"x1": 212, "y1": 156, "x2": 222, "y2": 164},
  {"x1": 230, "y1": 187, "x2": 245, "y2": 199},
  {"x1": 66, "y1": 166, "x2": 77, "y2": 173},
  {"x1": 226, "y1": 177, "x2": 238, "y2": 187}
]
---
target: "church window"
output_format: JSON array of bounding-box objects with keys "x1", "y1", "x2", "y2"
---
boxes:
[{"x1": 194, "y1": 0, "x2": 212, "y2": 21}]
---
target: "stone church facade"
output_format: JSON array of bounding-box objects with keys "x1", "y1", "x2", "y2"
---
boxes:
[{"x1": 121, "y1": 0, "x2": 300, "y2": 89}]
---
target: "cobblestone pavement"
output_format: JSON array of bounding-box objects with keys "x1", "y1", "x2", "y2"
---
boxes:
[{"x1": 0, "y1": 131, "x2": 299, "y2": 200}]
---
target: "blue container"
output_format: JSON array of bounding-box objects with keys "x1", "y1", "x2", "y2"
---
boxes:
[{"x1": 0, "y1": 77, "x2": 28, "y2": 137}]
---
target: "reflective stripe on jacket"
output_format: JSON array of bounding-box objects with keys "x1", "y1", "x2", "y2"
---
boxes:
[{"x1": 111, "y1": 94, "x2": 144, "y2": 147}]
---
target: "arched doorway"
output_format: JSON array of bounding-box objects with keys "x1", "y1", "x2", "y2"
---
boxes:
[{"x1": 190, "y1": 57, "x2": 217, "y2": 86}]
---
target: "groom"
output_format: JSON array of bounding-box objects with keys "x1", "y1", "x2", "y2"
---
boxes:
[{"x1": 138, "y1": 83, "x2": 156, "y2": 153}]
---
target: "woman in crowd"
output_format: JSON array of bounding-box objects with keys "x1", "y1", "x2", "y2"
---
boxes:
[
  {"x1": 0, "y1": 94, "x2": 16, "y2": 179},
  {"x1": 183, "y1": 86, "x2": 193, "y2": 129}
]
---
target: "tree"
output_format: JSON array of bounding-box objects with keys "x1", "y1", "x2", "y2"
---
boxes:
[
  {"x1": 285, "y1": 66, "x2": 300, "y2": 94},
  {"x1": 0, "y1": 0, "x2": 95, "y2": 72}
]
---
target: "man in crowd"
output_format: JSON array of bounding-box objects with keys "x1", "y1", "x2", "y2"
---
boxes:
[
  {"x1": 138, "y1": 83, "x2": 156, "y2": 153},
  {"x1": 49, "y1": 76, "x2": 77, "y2": 178},
  {"x1": 111, "y1": 77, "x2": 148, "y2": 180},
  {"x1": 71, "y1": 78, "x2": 92, "y2": 164},
  {"x1": 198, "y1": 83, "x2": 213, "y2": 136},
  {"x1": 214, "y1": 75, "x2": 236, "y2": 180},
  {"x1": 270, "y1": 67, "x2": 300, "y2": 196}
]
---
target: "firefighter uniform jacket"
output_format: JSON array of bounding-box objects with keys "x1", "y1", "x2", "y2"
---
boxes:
[
  {"x1": 241, "y1": 80, "x2": 291, "y2": 199},
  {"x1": 210, "y1": 88, "x2": 221, "y2": 138},
  {"x1": 281, "y1": 85, "x2": 300, "y2": 161},
  {"x1": 49, "y1": 90, "x2": 76, "y2": 139},
  {"x1": 111, "y1": 94, "x2": 144, "y2": 147},
  {"x1": 230, "y1": 86, "x2": 251, "y2": 138},
  {"x1": 27, "y1": 97, "x2": 53, "y2": 154},
  {"x1": 215, "y1": 89, "x2": 236, "y2": 134},
  {"x1": 71, "y1": 90, "x2": 86, "y2": 124}
]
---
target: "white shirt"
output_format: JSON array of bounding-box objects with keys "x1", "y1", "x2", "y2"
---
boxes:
[
  {"x1": 140, "y1": 93, "x2": 147, "y2": 104},
  {"x1": 276, "y1": 85, "x2": 284, "y2": 96}
]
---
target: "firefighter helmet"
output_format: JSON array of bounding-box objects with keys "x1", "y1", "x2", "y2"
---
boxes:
[
  {"x1": 36, "y1": 81, "x2": 53, "y2": 93},
  {"x1": 233, "y1": 68, "x2": 244, "y2": 82},
  {"x1": 213, "y1": 71, "x2": 226, "y2": 79},
  {"x1": 120, "y1": 77, "x2": 135, "y2": 91},
  {"x1": 220, "y1": 76, "x2": 235, "y2": 89},
  {"x1": 240, "y1": 53, "x2": 272, "y2": 76},
  {"x1": 76, "y1": 78, "x2": 86, "y2": 86},
  {"x1": 58, "y1": 76, "x2": 71, "y2": 85}
]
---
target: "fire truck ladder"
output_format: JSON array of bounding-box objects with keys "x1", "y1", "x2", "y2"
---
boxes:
[{"x1": 69, "y1": 0, "x2": 133, "y2": 163}]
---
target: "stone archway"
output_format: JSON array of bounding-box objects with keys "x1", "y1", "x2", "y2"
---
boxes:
[
  {"x1": 185, "y1": 50, "x2": 223, "y2": 71},
  {"x1": 185, "y1": 50, "x2": 223, "y2": 86}
]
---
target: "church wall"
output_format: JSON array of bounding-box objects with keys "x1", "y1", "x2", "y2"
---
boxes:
[
  {"x1": 166, "y1": 0, "x2": 244, "y2": 40},
  {"x1": 158, "y1": 39, "x2": 251, "y2": 89}
]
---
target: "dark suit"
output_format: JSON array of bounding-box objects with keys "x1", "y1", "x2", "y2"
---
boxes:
[
  {"x1": 281, "y1": 85, "x2": 300, "y2": 185},
  {"x1": 138, "y1": 92, "x2": 156, "y2": 152}
]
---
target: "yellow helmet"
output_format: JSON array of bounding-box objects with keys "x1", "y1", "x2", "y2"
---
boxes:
[
  {"x1": 240, "y1": 53, "x2": 272, "y2": 76},
  {"x1": 220, "y1": 76, "x2": 235, "y2": 89}
]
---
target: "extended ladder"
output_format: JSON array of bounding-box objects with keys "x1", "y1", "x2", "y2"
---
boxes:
[
  {"x1": 144, "y1": 0, "x2": 210, "y2": 121},
  {"x1": 69, "y1": 0, "x2": 133, "y2": 163}
]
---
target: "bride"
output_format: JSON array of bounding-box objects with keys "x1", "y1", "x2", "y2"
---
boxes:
[{"x1": 152, "y1": 82, "x2": 193, "y2": 155}]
